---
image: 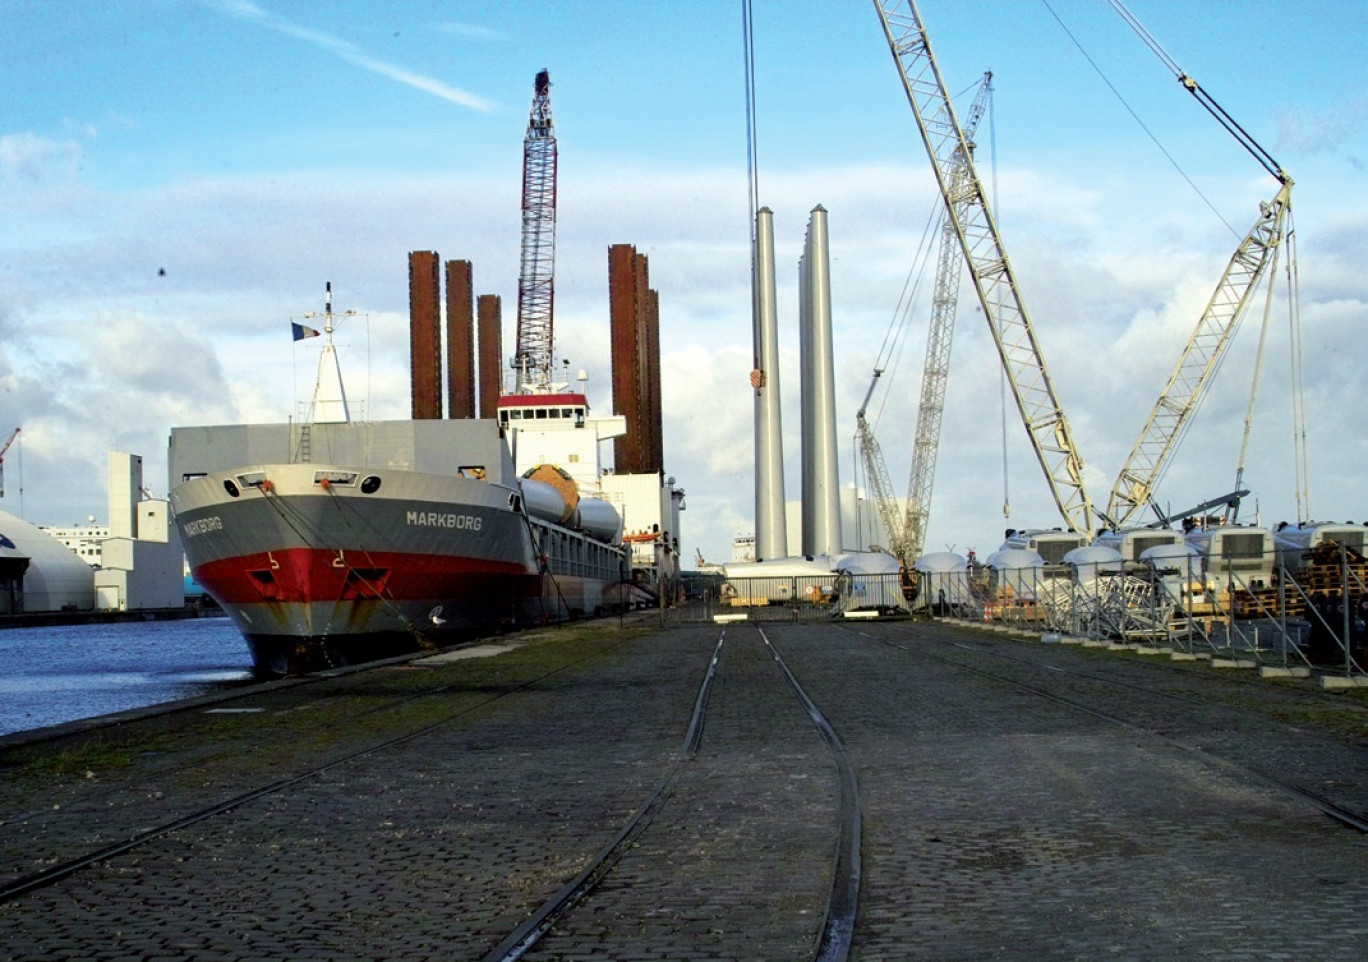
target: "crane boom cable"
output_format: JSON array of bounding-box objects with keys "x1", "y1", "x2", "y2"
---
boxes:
[
  {"x1": 1040, "y1": 0, "x2": 1236, "y2": 237},
  {"x1": 742, "y1": 0, "x2": 759, "y2": 241},
  {"x1": 742, "y1": 0, "x2": 761, "y2": 374},
  {"x1": 1224, "y1": 238, "x2": 1282, "y2": 524},
  {"x1": 900, "y1": 70, "x2": 994, "y2": 559},
  {"x1": 874, "y1": 0, "x2": 1093, "y2": 535},
  {"x1": 859, "y1": 72, "x2": 992, "y2": 561},
  {"x1": 871, "y1": 200, "x2": 942, "y2": 429},
  {"x1": 1285, "y1": 222, "x2": 1310, "y2": 521},
  {"x1": 1104, "y1": 0, "x2": 1285, "y2": 185}
]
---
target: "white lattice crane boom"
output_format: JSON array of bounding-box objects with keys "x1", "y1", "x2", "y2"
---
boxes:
[
  {"x1": 1105, "y1": 184, "x2": 1290, "y2": 527},
  {"x1": 873, "y1": 0, "x2": 1093, "y2": 535},
  {"x1": 856, "y1": 373, "x2": 905, "y2": 555},
  {"x1": 1102, "y1": 0, "x2": 1293, "y2": 528},
  {"x1": 900, "y1": 71, "x2": 992, "y2": 560}
]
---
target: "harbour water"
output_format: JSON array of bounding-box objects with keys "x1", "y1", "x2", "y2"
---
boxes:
[{"x1": 0, "y1": 616, "x2": 254, "y2": 738}]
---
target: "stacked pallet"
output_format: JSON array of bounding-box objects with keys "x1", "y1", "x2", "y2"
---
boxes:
[
  {"x1": 1285, "y1": 541, "x2": 1368, "y2": 596},
  {"x1": 1230, "y1": 586, "x2": 1304, "y2": 619}
]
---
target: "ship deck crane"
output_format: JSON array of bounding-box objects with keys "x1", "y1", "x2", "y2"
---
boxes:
[
  {"x1": 0, "y1": 427, "x2": 18, "y2": 498},
  {"x1": 1101, "y1": 0, "x2": 1295, "y2": 529},
  {"x1": 857, "y1": 71, "x2": 993, "y2": 564},
  {"x1": 513, "y1": 69, "x2": 558, "y2": 393},
  {"x1": 873, "y1": 0, "x2": 1093, "y2": 536}
]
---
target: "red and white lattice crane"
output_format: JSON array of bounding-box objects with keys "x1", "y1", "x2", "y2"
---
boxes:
[{"x1": 513, "y1": 69, "x2": 558, "y2": 393}]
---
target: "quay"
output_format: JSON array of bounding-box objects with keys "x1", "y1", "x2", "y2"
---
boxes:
[{"x1": 3, "y1": 616, "x2": 1368, "y2": 960}]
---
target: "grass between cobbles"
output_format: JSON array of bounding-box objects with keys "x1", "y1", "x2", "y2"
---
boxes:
[{"x1": 0, "y1": 621, "x2": 662, "y2": 790}]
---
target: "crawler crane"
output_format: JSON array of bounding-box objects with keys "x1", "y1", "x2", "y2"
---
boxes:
[
  {"x1": 872, "y1": 1, "x2": 1093, "y2": 536},
  {"x1": 857, "y1": 72, "x2": 993, "y2": 566},
  {"x1": 1101, "y1": 1, "x2": 1295, "y2": 529}
]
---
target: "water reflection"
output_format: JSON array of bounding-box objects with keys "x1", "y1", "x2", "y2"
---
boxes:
[{"x1": 0, "y1": 616, "x2": 253, "y2": 737}]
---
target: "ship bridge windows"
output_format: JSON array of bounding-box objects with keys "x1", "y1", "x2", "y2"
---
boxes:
[{"x1": 499, "y1": 404, "x2": 588, "y2": 425}]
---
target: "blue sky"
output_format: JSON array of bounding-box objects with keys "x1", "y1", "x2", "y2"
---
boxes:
[{"x1": 2, "y1": 0, "x2": 1366, "y2": 563}]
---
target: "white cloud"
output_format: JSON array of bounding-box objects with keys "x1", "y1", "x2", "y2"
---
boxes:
[
  {"x1": 0, "y1": 132, "x2": 84, "y2": 184},
  {"x1": 201, "y1": 0, "x2": 495, "y2": 112},
  {"x1": 1274, "y1": 98, "x2": 1368, "y2": 156},
  {"x1": 430, "y1": 22, "x2": 506, "y2": 43},
  {"x1": 2, "y1": 142, "x2": 1366, "y2": 562}
]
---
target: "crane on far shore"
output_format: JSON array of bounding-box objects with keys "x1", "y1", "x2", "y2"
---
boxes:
[{"x1": 0, "y1": 427, "x2": 19, "y2": 498}]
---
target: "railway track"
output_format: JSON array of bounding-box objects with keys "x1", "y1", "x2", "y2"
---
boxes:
[
  {"x1": 482, "y1": 626, "x2": 862, "y2": 961},
  {"x1": 7, "y1": 619, "x2": 1368, "y2": 960},
  {"x1": 1, "y1": 626, "x2": 863, "y2": 960},
  {"x1": 0, "y1": 638, "x2": 629, "y2": 903}
]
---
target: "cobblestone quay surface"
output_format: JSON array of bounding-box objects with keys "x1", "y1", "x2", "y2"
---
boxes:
[{"x1": 2, "y1": 616, "x2": 1368, "y2": 960}]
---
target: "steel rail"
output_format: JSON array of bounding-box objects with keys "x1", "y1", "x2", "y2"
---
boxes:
[
  {"x1": 0, "y1": 641, "x2": 626, "y2": 904},
  {"x1": 759, "y1": 628, "x2": 863, "y2": 962},
  {"x1": 487, "y1": 626, "x2": 864, "y2": 962},
  {"x1": 481, "y1": 632, "x2": 727, "y2": 962}
]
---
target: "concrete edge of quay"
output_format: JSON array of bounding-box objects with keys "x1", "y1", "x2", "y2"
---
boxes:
[
  {"x1": 0, "y1": 611, "x2": 662, "y2": 752},
  {"x1": 929, "y1": 613, "x2": 1368, "y2": 694}
]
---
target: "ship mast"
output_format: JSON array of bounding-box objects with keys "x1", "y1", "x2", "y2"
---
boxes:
[
  {"x1": 303, "y1": 282, "x2": 352, "y2": 425},
  {"x1": 513, "y1": 69, "x2": 558, "y2": 393}
]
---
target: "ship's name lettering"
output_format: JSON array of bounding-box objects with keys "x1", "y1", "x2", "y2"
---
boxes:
[
  {"x1": 182, "y1": 516, "x2": 223, "y2": 538},
  {"x1": 407, "y1": 510, "x2": 482, "y2": 531}
]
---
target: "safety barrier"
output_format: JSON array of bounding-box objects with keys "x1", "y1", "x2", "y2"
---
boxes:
[
  {"x1": 666, "y1": 573, "x2": 910, "y2": 624},
  {"x1": 918, "y1": 542, "x2": 1368, "y2": 680}
]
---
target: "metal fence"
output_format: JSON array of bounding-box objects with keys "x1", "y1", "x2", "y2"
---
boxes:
[
  {"x1": 918, "y1": 543, "x2": 1368, "y2": 678},
  {"x1": 666, "y1": 573, "x2": 910, "y2": 624}
]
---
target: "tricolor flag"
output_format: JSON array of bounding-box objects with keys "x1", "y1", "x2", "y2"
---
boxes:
[{"x1": 291, "y1": 322, "x2": 321, "y2": 341}]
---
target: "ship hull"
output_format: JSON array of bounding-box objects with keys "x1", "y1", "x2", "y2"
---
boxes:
[{"x1": 170, "y1": 463, "x2": 628, "y2": 675}]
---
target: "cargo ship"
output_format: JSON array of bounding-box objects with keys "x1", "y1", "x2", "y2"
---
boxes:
[{"x1": 168, "y1": 292, "x2": 638, "y2": 676}]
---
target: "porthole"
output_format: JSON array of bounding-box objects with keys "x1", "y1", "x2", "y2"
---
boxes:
[
  {"x1": 360, "y1": 475, "x2": 382, "y2": 494},
  {"x1": 224, "y1": 479, "x2": 240, "y2": 498}
]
